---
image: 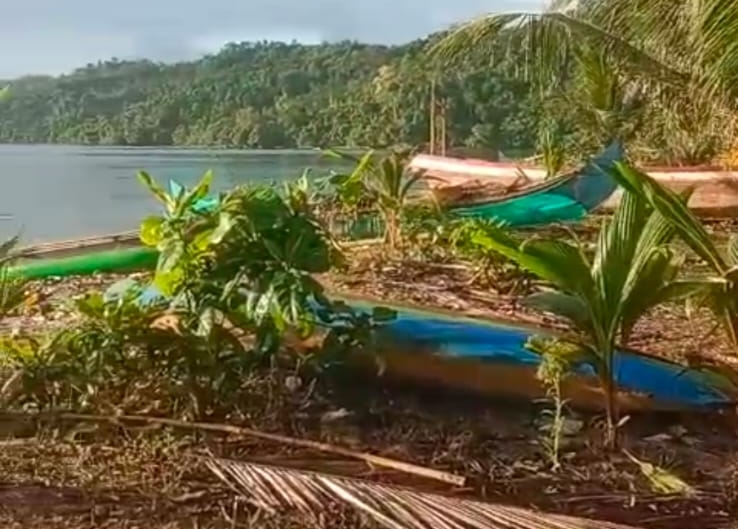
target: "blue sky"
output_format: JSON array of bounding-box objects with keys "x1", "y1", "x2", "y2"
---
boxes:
[{"x1": 2, "y1": 0, "x2": 542, "y2": 78}]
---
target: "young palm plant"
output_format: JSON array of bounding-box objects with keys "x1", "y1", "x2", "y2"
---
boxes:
[
  {"x1": 472, "y1": 189, "x2": 687, "y2": 445},
  {"x1": 613, "y1": 163, "x2": 738, "y2": 359},
  {"x1": 324, "y1": 147, "x2": 425, "y2": 250},
  {"x1": 537, "y1": 120, "x2": 567, "y2": 179},
  {"x1": 0, "y1": 236, "x2": 26, "y2": 318}
]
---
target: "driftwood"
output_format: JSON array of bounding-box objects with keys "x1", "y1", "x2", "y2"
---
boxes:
[{"x1": 1, "y1": 411, "x2": 465, "y2": 487}]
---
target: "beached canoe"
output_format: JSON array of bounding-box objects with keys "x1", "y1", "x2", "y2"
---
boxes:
[
  {"x1": 170, "y1": 143, "x2": 622, "y2": 229},
  {"x1": 411, "y1": 151, "x2": 738, "y2": 217},
  {"x1": 316, "y1": 295, "x2": 736, "y2": 413},
  {"x1": 17, "y1": 230, "x2": 140, "y2": 260},
  {"x1": 9, "y1": 230, "x2": 382, "y2": 280},
  {"x1": 438, "y1": 142, "x2": 622, "y2": 226},
  {"x1": 11, "y1": 246, "x2": 157, "y2": 280},
  {"x1": 108, "y1": 277, "x2": 735, "y2": 414},
  {"x1": 8, "y1": 231, "x2": 155, "y2": 280}
]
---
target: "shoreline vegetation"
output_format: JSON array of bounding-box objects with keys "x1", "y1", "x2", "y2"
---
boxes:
[
  {"x1": 4, "y1": 1, "x2": 738, "y2": 527},
  {"x1": 0, "y1": 39, "x2": 539, "y2": 160},
  {"x1": 0, "y1": 17, "x2": 733, "y2": 168},
  {"x1": 1, "y1": 149, "x2": 738, "y2": 528}
]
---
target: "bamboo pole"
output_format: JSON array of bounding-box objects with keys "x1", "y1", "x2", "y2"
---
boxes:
[{"x1": 429, "y1": 79, "x2": 436, "y2": 155}]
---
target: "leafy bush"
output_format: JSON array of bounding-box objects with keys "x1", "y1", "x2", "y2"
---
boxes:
[
  {"x1": 1, "y1": 172, "x2": 367, "y2": 416},
  {"x1": 139, "y1": 170, "x2": 345, "y2": 356}
]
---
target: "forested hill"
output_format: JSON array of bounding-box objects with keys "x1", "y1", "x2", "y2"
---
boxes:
[{"x1": 0, "y1": 39, "x2": 539, "y2": 151}]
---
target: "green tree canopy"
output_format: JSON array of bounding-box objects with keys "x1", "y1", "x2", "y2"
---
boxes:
[{"x1": 0, "y1": 40, "x2": 539, "y2": 154}]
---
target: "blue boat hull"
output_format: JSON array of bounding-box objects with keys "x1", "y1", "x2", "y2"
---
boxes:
[
  {"x1": 341, "y1": 298, "x2": 730, "y2": 412},
  {"x1": 109, "y1": 279, "x2": 733, "y2": 412}
]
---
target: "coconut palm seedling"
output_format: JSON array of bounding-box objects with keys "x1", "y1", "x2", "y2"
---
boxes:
[
  {"x1": 471, "y1": 188, "x2": 689, "y2": 446},
  {"x1": 323, "y1": 147, "x2": 426, "y2": 250},
  {"x1": 0, "y1": 236, "x2": 26, "y2": 318},
  {"x1": 613, "y1": 162, "x2": 738, "y2": 391}
]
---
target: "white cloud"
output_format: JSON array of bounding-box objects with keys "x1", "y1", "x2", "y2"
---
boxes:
[{"x1": 1, "y1": 0, "x2": 542, "y2": 78}]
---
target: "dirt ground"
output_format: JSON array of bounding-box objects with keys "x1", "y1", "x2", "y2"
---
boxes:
[{"x1": 2, "y1": 223, "x2": 738, "y2": 528}]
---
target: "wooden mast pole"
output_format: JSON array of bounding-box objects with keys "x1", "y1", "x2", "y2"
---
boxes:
[
  {"x1": 429, "y1": 79, "x2": 436, "y2": 155},
  {"x1": 440, "y1": 98, "x2": 447, "y2": 156}
]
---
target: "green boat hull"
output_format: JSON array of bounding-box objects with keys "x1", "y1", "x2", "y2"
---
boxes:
[
  {"x1": 448, "y1": 142, "x2": 623, "y2": 225},
  {"x1": 11, "y1": 246, "x2": 158, "y2": 280}
]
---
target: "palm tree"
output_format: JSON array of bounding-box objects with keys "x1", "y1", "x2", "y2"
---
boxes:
[
  {"x1": 431, "y1": 0, "x2": 738, "y2": 163},
  {"x1": 434, "y1": 0, "x2": 738, "y2": 94}
]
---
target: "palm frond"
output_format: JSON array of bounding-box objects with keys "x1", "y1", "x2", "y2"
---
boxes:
[
  {"x1": 595, "y1": 0, "x2": 738, "y2": 98},
  {"x1": 429, "y1": 10, "x2": 684, "y2": 88},
  {"x1": 206, "y1": 458, "x2": 641, "y2": 529}
]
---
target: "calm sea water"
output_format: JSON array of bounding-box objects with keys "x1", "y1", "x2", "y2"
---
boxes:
[{"x1": 0, "y1": 145, "x2": 346, "y2": 244}]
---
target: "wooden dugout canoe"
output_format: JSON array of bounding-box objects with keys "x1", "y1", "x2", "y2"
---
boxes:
[
  {"x1": 411, "y1": 153, "x2": 738, "y2": 217},
  {"x1": 299, "y1": 295, "x2": 738, "y2": 414},
  {"x1": 17, "y1": 230, "x2": 140, "y2": 260}
]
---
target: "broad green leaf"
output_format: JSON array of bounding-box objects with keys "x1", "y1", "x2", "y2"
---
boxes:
[
  {"x1": 262, "y1": 238, "x2": 285, "y2": 262},
  {"x1": 156, "y1": 240, "x2": 184, "y2": 274},
  {"x1": 140, "y1": 216, "x2": 164, "y2": 247},
  {"x1": 727, "y1": 235, "x2": 738, "y2": 266},
  {"x1": 210, "y1": 212, "x2": 234, "y2": 245},
  {"x1": 676, "y1": 278, "x2": 728, "y2": 318},
  {"x1": 619, "y1": 246, "x2": 681, "y2": 342},
  {"x1": 191, "y1": 170, "x2": 213, "y2": 200},
  {"x1": 177, "y1": 170, "x2": 214, "y2": 217},
  {"x1": 523, "y1": 291, "x2": 593, "y2": 333},
  {"x1": 612, "y1": 162, "x2": 728, "y2": 273},
  {"x1": 473, "y1": 227, "x2": 594, "y2": 297},
  {"x1": 153, "y1": 269, "x2": 184, "y2": 298},
  {"x1": 196, "y1": 307, "x2": 216, "y2": 338},
  {"x1": 191, "y1": 228, "x2": 215, "y2": 253},
  {"x1": 518, "y1": 238, "x2": 594, "y2": 294},
  {"x1": 73, "y1": 291, "x2": 106, "y2": 318},
  {"x1": 620, "y1": 202, "x2": 681, "y2": 305},
  {"x1": 138, "y1": 171, "x2": 174, "y2": 212},
  {"x1": 591, "y1": 188, "x2": 648, "y2": 316},
  {"x1": 659, "y1": 278, "x2": 724, "y2": 306}
]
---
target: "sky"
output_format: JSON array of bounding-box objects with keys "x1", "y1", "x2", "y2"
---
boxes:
[{"x1": 1, "y1": 0, "x2": 542, "y2": 79}]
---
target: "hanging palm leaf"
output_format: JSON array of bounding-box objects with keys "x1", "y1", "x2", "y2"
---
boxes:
[{"x1": 206, "y1": 458, "x2": 641, "y2": 529}]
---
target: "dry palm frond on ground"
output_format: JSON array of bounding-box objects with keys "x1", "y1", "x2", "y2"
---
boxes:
[{"x1": 206, "y1": 458, "x2": 641, "y2": 529}]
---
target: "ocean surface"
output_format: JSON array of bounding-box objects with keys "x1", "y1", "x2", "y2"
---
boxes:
[{"x1": 0, "y1": 145, "x2": 347, "y2": 244}]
